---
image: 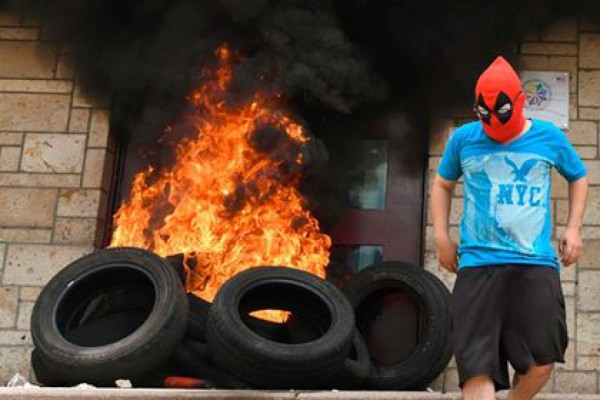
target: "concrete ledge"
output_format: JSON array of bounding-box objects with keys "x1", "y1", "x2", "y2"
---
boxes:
[
  {"x1": 0, "y1": 389, "x2": 599, "y2": 400},
  {"x1": 0, "y1": 389, "x2": 456, "y2": 400}
]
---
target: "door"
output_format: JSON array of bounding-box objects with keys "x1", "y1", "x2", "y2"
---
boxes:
[
  {"x1": 325, "y1": 106, "x2": 428, "y2": 275},
  {"x1": 323, "y1": 106, "x2": 428, "y2": 365}
]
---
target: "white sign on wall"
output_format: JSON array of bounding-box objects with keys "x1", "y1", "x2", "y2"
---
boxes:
[{"x1": 519, "y1": 70, "x2": 569, "y2": 130}]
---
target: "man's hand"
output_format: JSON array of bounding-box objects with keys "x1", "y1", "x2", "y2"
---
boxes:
[
  {"x1": 430, "y1": 175, "x2": 459, "y2": 273},
  {"x1": 436, "y1": 235, "x2": 458, "y2": 273},
  {"x1": 560, "y1": 176, "x2": 588, "y2": 267},
  {"x1": 559, "y1": 227, "x2": 583, "y2": 267}
]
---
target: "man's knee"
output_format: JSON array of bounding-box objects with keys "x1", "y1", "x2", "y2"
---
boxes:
[
  {"x1": 464, "y1": 374, "x2": 495, "y2": 389},
  {"x1": 524, "y1": 364, "x2": 553, "y2": 381},
  {"x1": 463, "y1": 375, "x2": 495, "y2": 400}
]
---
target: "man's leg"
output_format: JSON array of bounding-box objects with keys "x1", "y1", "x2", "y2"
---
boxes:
[
  {"x1": 503, "y1": 267, "x2": 566, "y2": 400},
  {"x1": 507, "y1": 365, "x2": 553, "y2": 400},
  {"x1": 453, "y1": 268, "x2": 512, "y2": 394},
  {"x1": 462, "y1": 375, "x2": 496, "y2": 400}
]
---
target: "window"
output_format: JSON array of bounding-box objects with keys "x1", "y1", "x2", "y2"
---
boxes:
[{"x1": 347, "y1": 140, "x2": 388, "y2": 210}]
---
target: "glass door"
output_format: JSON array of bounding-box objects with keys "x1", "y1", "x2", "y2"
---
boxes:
[{"x1": 328, "y1": 109, "x2": 427, "y2": 275}]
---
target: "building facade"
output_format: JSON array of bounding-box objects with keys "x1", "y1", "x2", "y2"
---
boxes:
[{"x1": 0, "y1": 10, "x2": 598, "y2": 393}]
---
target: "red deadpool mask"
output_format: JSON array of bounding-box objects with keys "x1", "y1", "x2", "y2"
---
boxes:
[{"x1": 475, "y1": 56, "x2": 526, "y2": 143}]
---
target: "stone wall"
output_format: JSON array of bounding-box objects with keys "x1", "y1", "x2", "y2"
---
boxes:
[
  {"x1": 426, "y1": 18, "x2": 600, "y2": 394},
  {"x1": 0, "y1": 11, "x2": 112, "y2": 382}
]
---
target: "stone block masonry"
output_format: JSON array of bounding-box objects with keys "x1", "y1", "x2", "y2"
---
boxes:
[{"x1": 0, "y1": 11, "x2": 112, "y2": 384}]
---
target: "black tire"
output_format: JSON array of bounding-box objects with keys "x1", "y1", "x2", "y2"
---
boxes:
[
  {"x1": 31, "y1": 247, "x2": 188, "y2": 387},
  {"x1": 31, "y1": 349, "x2": 60, "y2": 386},
  {"x1": 165, "y1": 253, "x2": 187, "y2": 283},
  {"x1": 175, "y1": 253, "x2": 286, "y2": 343},
  {"x1": 284, "y1": 306, "x2": 370, "y2": 389},
  {"x1": 414, "y1": 268, "x2": 453, "y2": 389},
  {"x1": 165, "y1": 253, "x2": 211, "y2": 343},
  {"x1": 33, "y1": 347, "x2": 177, "y2": 388},
  {"x1": 171, "y1": 339, "x2": 249, "y2": 388},
  {"x1": 187, "y1": 293, "x2": 288, "y2": 343},
  {"x1": 342, "y1": 261, "x2": 452, "y2": 390},
  {"x1": 207, "y1": 266, "x2": 355, "y2": 389},
  {"x1": 329, "y1": 331, "x2": 371, "y2": 390},
  {"x1": 186, "y1": 293, "x2": 211, "y2": 342}
]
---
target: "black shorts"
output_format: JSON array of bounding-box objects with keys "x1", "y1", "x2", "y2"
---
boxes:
[{"x1": 452, "y1": 264, "x2": 568, "y2": 391}]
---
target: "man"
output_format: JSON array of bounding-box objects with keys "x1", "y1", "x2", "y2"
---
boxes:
[{"x1": 430, "y1": 56, "x2": 589, "y2": 400}]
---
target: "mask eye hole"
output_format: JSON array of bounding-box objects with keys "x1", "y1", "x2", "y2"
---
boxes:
[
  {"x1": 477, "y1": 106, "x2": 490, "y2": 116},
  {"x1": 475, "y1": 94, "x2": 493, "y2": 124},
  {"x1": 497, "y1": 103, "x2": 512, "y2": 114}
]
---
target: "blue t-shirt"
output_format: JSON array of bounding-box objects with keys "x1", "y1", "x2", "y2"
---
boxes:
[{"x1": 437, "y1": 119, "x2": 587, "y2": 270}]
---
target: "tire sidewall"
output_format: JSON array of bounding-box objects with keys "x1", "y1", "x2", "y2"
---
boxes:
[
  {"x1": 31, "y1": 247, "x2": 187, "y2": 378},
  {"x1": 207, "y1": 266, "x2": 355, "y2": 387},
  {"x1": 343, "y1": 262, "x2": 451, "y2": 390}
]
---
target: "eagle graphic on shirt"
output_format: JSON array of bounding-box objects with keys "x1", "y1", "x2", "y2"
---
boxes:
[
  {"x1": 463, "y1": 152, "x2": 549, "y2": 253},
  {"x1": 504, "y1": 157, "x2": 538, "y2": 182}
]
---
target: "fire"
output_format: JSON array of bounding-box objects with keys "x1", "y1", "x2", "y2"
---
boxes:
[{"x1": 110, "y1": 44, "x2": 331, "y2": 314}]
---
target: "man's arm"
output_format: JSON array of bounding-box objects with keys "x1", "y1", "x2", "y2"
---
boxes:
[
  {"x1": 430, "y1": 174, "x2": 458, "y2": 273},
  {"x1": 560, "y1": 176, "x2": 589, "y2": 266}
]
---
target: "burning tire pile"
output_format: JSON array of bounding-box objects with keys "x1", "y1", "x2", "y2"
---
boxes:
[{"x1": 30, "y1": 248, "x2": 452, "y2": 390}]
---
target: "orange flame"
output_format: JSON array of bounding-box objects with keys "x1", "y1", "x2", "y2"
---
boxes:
[{"x1": 110, "y1": 45, "x2": 331, "y2": 313}]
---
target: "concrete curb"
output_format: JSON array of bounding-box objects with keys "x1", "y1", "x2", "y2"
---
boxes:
[{"x1": 0, "y1": 389, "x2": 599, "y2": 400}]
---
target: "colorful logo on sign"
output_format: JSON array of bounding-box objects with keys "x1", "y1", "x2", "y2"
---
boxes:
[{"x1": 523, "y1": 79, "x2": 551, "y2": 110}]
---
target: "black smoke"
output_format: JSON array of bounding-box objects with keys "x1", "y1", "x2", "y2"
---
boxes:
[
  {"x1": 3, "y1": 0, "x2": 599, "y2": 231},
  {"x1": 5, "y1": 0, "x2": 598, "y2": 130},
  {"x1": 335, "y1": 0, "x2": 573, "y2": 107},
  {"x1": 5, "y1": 0, "x2": 388, "y2": 138}
]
